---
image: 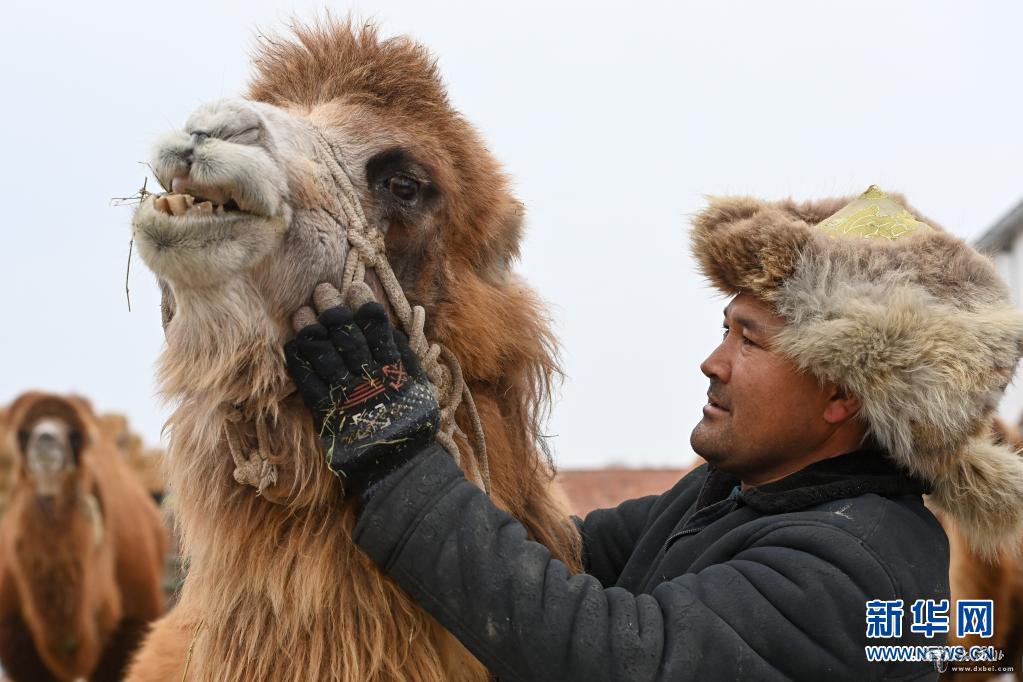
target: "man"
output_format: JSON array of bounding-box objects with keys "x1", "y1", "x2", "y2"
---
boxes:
[{"x1": 284, "y1": 186, "x2": 1023, "y2": 680}]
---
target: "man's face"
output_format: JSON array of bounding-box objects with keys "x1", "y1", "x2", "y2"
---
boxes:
[{"x1": 690, "y1": 293, "x2": 837, "y2": 484}]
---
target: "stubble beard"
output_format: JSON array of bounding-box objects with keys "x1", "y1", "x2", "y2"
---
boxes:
[{"x1": 690, "y1": 417, "x2": 732, "y2": 467}]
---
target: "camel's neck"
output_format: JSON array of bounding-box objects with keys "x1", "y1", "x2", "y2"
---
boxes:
[
  {"x1": 158, "y1": 275, "x2": 307, "y2": 544},
  {"x1": 155, "y1": 270, "x2": 566, "y2": 681},
  {"x1": 160, "y1": 278, "x2": 288, "y2": 409},
  {"x1": 13, "y1": 483, "x2": 92, "y2": 565},
  {"x1": 163, "y1": 396, "x2": 473, "y2": 682},
  {"x1": 155, "y1": 276, "x2": 487, "y2": 681}
]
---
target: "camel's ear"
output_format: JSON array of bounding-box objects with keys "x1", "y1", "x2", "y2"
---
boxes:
[{"x1": 159, "y1": 279, "x2": 176, "y2": 332}]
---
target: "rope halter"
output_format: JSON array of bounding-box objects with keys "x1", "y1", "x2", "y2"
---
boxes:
[{"x1": 225, "y1": 131, "x2": 492, "y2": 496}]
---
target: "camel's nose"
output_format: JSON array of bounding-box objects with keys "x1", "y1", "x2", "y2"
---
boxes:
[
  {"x1": 26, "y1": 430, "x2": 71, "y2": 498},
  {"x1": 174, "y1": 100, "x2": 263, "y2": 171},
  {"x1": 181, "y1": 131, "x2": 209, "y2": 167},
  {"x1": 185, "y1": 98, "x2": 264, "y2": 145},
  {"x1": 146, "y1": 97, "x2": 287, "y2": 220},
  {"x1": 30, "y1": 433, "x2": 67, "y2": 470}
]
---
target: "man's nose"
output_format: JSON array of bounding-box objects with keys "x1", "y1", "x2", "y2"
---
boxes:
[{"x1": 700, "y1": 343, "x2": 730, "y2": 383}]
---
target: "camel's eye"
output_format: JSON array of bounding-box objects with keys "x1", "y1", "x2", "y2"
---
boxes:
[
  {"x1": 367, "y1": 149, "x2": 437, "y2": 210},
  {"x1": 387, "y1": 175, "x2": 420, "y2": 202}
]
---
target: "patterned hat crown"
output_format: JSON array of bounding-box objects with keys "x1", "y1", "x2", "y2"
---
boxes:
[{"x1": 817, "y1": 185, "x2": 931, "y2": 241}]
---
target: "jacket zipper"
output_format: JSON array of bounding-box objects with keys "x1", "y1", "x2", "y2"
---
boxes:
[{"x1": 662, "y1": 526, "x2": 704, "y2": 553}]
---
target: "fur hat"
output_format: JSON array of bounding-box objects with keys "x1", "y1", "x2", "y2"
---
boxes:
[{"x1": 691, "y1": 186, "x2": 1023, "y2": 557}]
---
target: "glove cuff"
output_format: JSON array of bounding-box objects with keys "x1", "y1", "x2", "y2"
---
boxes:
[{"x1": 358, "y1": 440, "x2": 444, "y2": 503}]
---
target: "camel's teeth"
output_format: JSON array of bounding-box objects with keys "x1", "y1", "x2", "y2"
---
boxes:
[
  {"x1": 154, "y1": 196, "x2": 170, "y2": 214},
  {"x1": 166, "y1": 194, "x2": 188, "y2": 216},
  {"x1": 194, "y1": 201, "x2": 213, "y2": 214},
  {"x1": 214, "y1": 204, "x2": 224, "y2": 215},
  {"x1": 183, "y1": 194, "x2": 195, "y2": 208}
]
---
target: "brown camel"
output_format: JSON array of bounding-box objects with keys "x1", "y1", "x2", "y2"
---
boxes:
[
  {"x1": 99, "y1": 413, "x2": 165, "y2": 502},
  {"x1": 126, "y1": 20, "x2": 582, "y2": 682},
  {"x1": 0, "y1": 392, "x2": 168, "y2": 681}
]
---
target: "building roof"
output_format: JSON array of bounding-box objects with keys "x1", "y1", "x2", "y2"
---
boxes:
[
  {"x1": 556, "y1": 466, "x2": 695, "y2": 516},
  {"x1": 976, "y1": 198, "x2": 1023, "y2": 253}
]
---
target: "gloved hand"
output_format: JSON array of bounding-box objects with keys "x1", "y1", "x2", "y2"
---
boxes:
[{"x1": 284, "y1": 301, "x2": 440, "y2": 494}]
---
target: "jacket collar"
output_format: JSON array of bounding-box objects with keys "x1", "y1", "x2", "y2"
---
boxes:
[{"x1": 697, "y1": 447, "x2": 930, "y2": 516}]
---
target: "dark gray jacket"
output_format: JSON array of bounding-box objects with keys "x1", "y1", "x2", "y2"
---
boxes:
[{"x1": 354, "y1": 445, "x2": 950, "y2": 681}]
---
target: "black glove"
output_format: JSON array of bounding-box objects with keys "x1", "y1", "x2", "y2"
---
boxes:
[{"x1": 284, "y1": 302, "x2": 440, "y2": 494}]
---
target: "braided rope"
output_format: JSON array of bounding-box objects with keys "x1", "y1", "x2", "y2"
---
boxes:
[
  {"x1": 225, "y1": 405, "x2": 278, "y2": 495},
  {"x1": 225, "y1": 133, "x2": 491, "y2": 496},
  {"x1": 315, "y1": 133, "x2": 491, "y2": 493}
]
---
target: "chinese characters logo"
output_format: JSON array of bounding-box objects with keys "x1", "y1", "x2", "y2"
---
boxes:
[{"x1": 866, "y1": 599, "x2": 993, "y2": 639}]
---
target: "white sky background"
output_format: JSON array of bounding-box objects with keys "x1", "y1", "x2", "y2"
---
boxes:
[{"x1": 1, "y1": 1, "x2": 1021, "y2": 469}]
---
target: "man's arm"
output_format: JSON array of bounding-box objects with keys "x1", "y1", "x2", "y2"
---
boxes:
[
  {"x1": 575, "y1": 495, "x2": 664, "y2": 587},
  {"x1": 355, "y1": 446, "x2": 903, "y2": 682},
  {"x1": 282, "y1": 299, "x2": 911, "y2": 681}
]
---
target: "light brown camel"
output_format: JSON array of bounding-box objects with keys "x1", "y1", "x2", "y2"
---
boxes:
[
  {"x1": 0, "y1": 392, "x2": 168, "y2": 681},
  {"x1": 99, "y1": 413, "x2": 165, "y2": 501},
  {"x1": 126, "y1": 20, "x2": 582, "y2": 682}
]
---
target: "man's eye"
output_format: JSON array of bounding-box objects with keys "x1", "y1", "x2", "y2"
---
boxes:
[
  {"x1": 386, "y1": 174, "x2": 420, "y2": 202},
  {"x1": 742, "y1": 335, "x2": 757, "y2": 348},
  {"x1": 722, "y1": 325, "x2": 729, "y2": 340}
]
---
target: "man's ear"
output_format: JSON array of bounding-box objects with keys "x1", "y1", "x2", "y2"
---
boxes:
[{"x1": 823, "y1": 383, "x2": 861, "y2": 425}]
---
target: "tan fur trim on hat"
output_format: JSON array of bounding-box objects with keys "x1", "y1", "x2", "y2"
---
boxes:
[
  {"x1": 690, "y1": 195, "x2": 846, "y2": 302},
  {"x1": 691, "y1": 193, "x2": 1023, "y2": 555},
  {"x1": 931, "y1": 434, "x2": 1023, "y2": 559}
]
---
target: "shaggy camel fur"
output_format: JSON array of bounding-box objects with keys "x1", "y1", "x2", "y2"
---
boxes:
[
  {"x1": 126, "y1": 20, "x2": 581, "y2": 682},
  {"x1": 0, "y1": 392, "x2": 167, "y2": 681}
]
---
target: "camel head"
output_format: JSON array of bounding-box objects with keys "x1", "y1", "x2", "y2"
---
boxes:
[
  {"x1": 8, "y1": 394, "x2": 95, "y2": 501},
  {"x1": 129, "y1": 20, "x2": 552, "y2": 515},
  {"x1": 133, "y1": 21, "x2": 524, "y2": 403},
  {"x1": 134, "y1": 96, "x2": 335, "y2": 311},
  {"x1": 4, "y1": 393, "x2": 108, "y2": 562}
]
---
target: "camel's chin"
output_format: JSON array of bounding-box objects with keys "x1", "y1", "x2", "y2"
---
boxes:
[{"x1": 133, "y1": 197, "x2": 286, "y2": 287}]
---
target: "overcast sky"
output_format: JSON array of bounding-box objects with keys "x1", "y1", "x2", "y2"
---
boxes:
[{"x1": 1, "y1": 1, "x2": 1021, "y2": 469}]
